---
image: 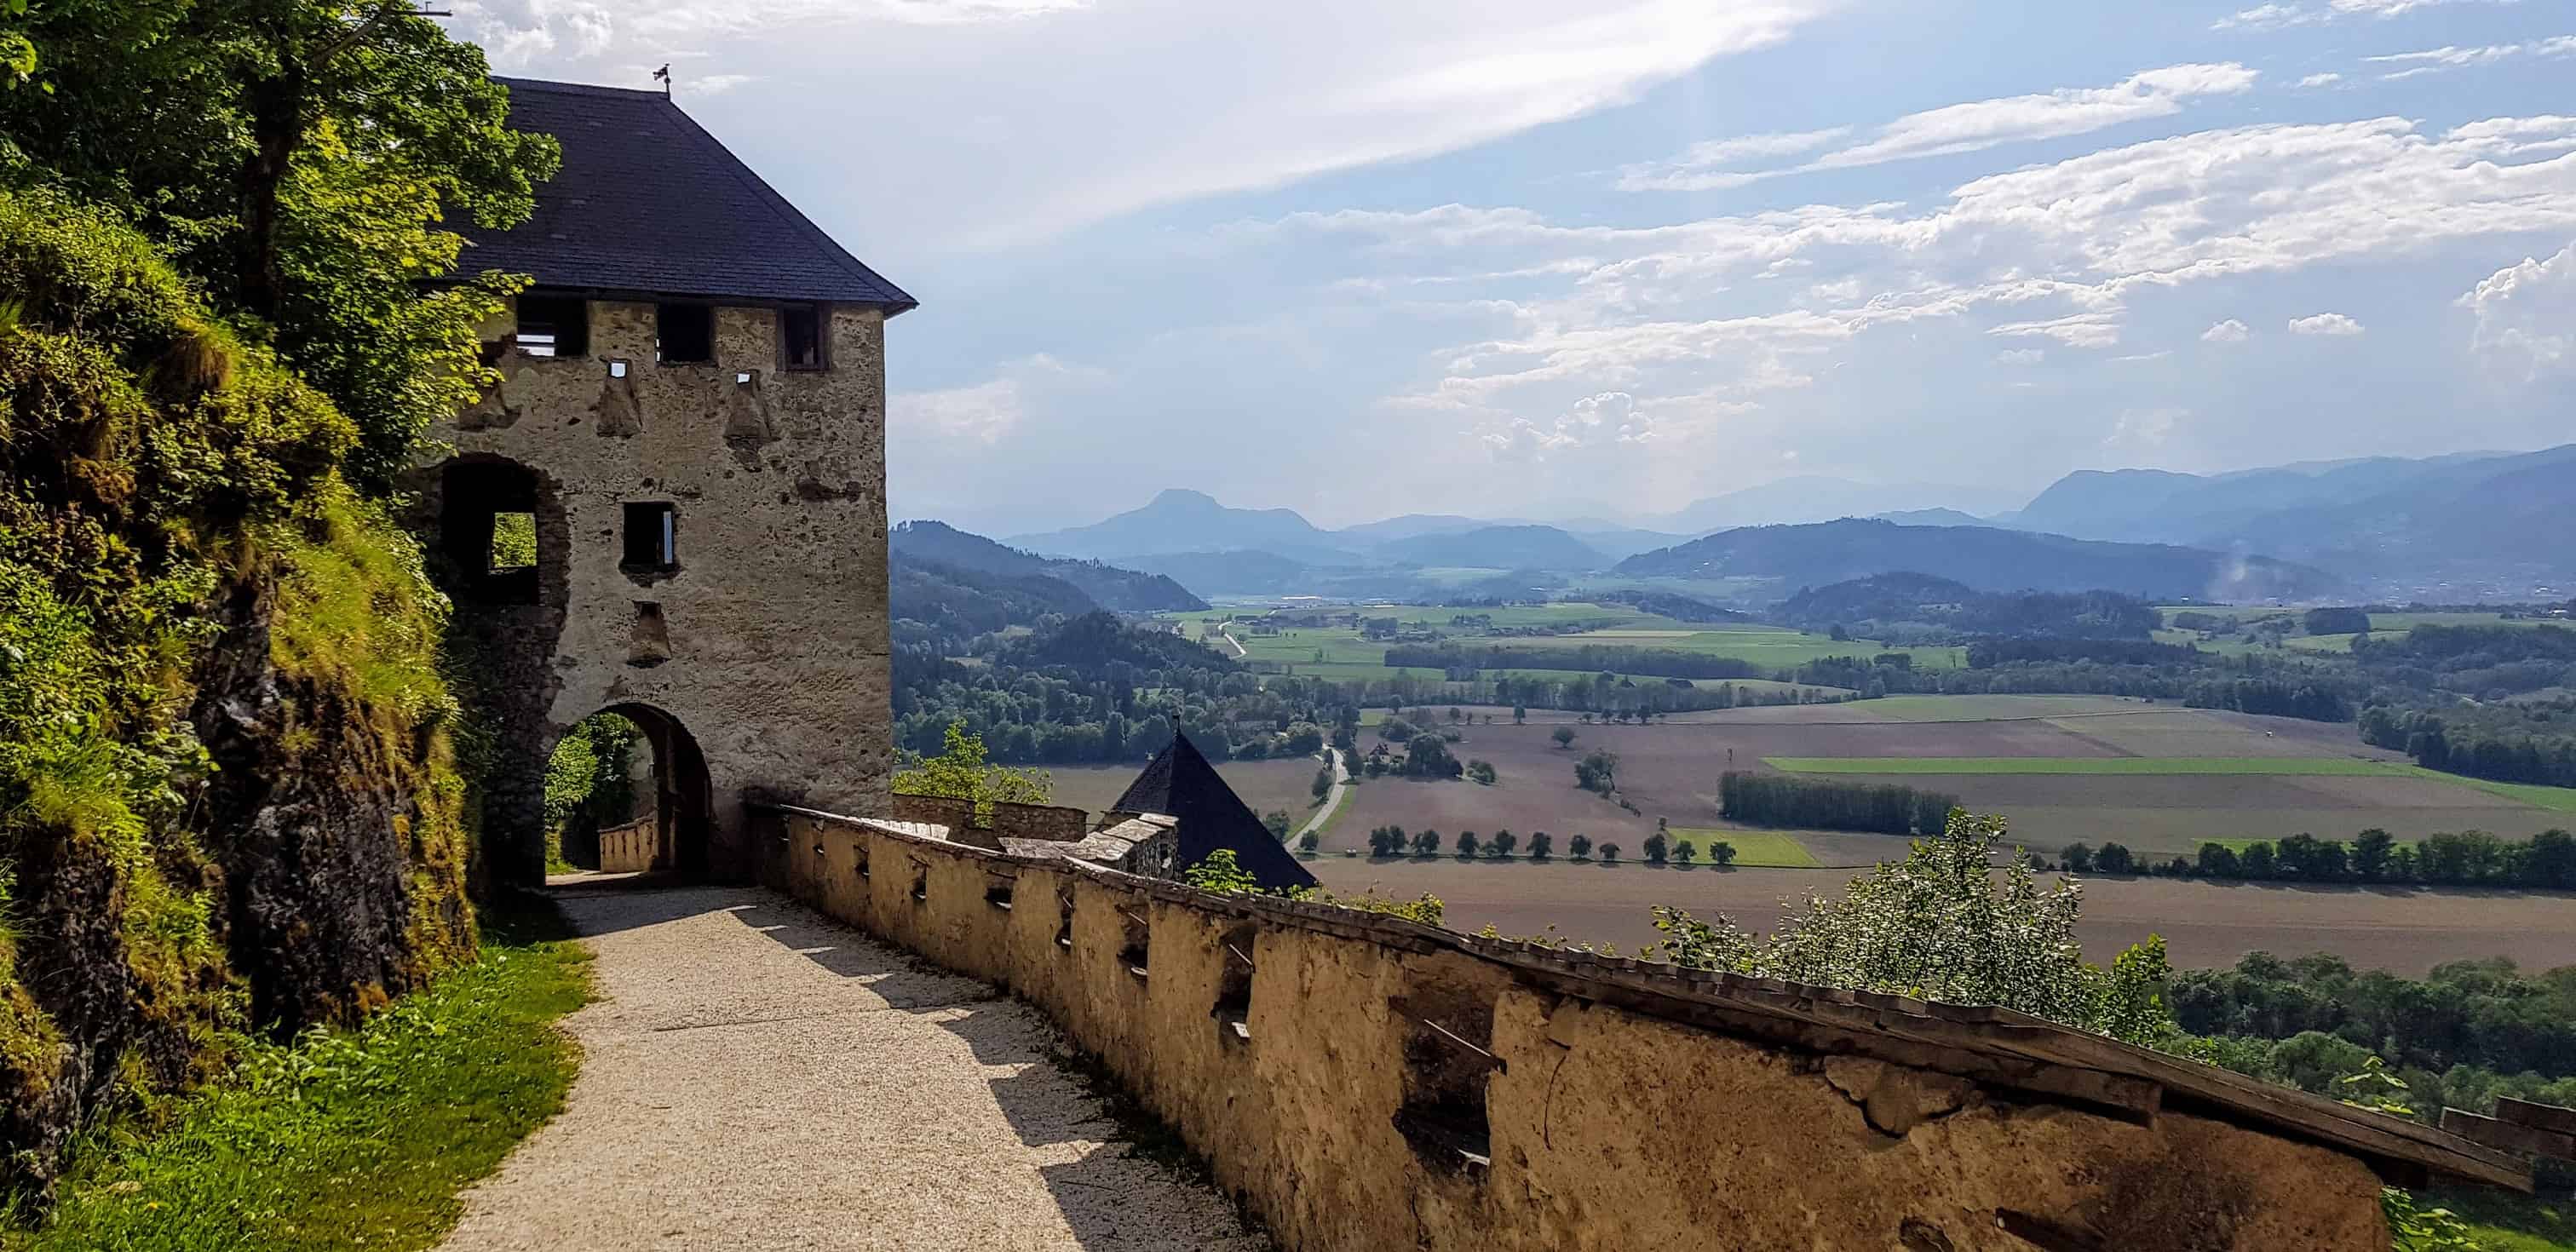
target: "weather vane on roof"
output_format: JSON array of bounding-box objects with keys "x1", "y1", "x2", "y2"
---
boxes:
[{"x1": 653, "y1": 63, "x2": 670, "y2": 96}]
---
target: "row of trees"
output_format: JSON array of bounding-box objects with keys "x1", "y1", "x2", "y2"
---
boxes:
[
  {"x1": 1383, "y1": 642, "x2": 1767, "y2": 680},
  {"x1": 2064, "y1": 829, "x2": 2576, "y2": 888},
  {"x1": 1787, "y1": 652, "x2": 2361, "y2": 721},
  {"x1": 1716, "y1": 772, "x2": 1957, "y2": 836},
  {"x1": 1359, "y1": 825, "x2": 1732, "y2": 864}
]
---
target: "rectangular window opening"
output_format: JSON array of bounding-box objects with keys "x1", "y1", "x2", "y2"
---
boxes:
[
  {"x1": 622, "y1": 503, "x2": 676, "y2": 571},
  {"x1": 781, "y1": 303, "x2": 826, "y2": 370},
  {"x1": 488, "y1": 511, "x2": 536, "y2": 574},
  {"x1": 656, "y1": 303, "x2": 714, "y2": 365},
  {"x1": 515, "y1": 295, "x2": 589, "y2": 359}
]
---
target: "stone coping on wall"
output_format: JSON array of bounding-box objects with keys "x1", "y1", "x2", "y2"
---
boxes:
[{"x1": 762, "y1": 802, "x2": 2530, "y2": 1194}]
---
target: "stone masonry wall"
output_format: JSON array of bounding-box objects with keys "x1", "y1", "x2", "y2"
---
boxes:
[
  {"x1": 428, "y1": 299, "x2": 893, "y2": 885},
  {"x1": 768, "y1": 807, "x2": 2399, "y2": 1252}
]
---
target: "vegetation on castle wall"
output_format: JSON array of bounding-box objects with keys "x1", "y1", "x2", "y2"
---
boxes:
[
  {"x1": 0, "y1": 185, "x2": 470, "y2": 1197},
  {"x1": 0, "y1": 0, "x2": 558, "y2": 1202}
]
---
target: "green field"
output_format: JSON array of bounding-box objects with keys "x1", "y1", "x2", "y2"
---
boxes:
[
  {"x1": 1171, "y1": 600, "x2": 1952, "y2": 683},
  {"x1": 1767, "y1": 756, "x2": 2415, "y2": 776},
  {"x1": 1666, "y1": 829, "x2": 1820, "y2": 868}
]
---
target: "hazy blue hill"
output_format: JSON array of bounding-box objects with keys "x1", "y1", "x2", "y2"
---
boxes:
[
  {"x1": 2007, "y1": 450, "x2": 2539, "y2": 548},
  {"x1": 1119, "y1": 548, "x2": 1324, "y2": 597},
  {"x1": 1614, "y1": 518, "x2": 2342, "y2": 600},
  {"x1": 1332, "y1": 513, "x2": 1491, "y2": 543},
  {"x1": 1874, "y1": 507, "x2": 1987, "y2": 527},
  {"x1": 1377, "y1": 524, "x2": 1606, "y2": 571},
  {"x1": 1567, "y1": 525, "x2": 1696, "y2": 561},
  {"x1": 1007, "y1": 489, "x2": 1360, "y2": 564},
  {"x1": 1638, "y1": 476, "x2": 2022, "y2": 533},
  {"x1": 2216, "y1": 443, "x2": 2576, "y2": 589},
  {"x1": 891, "y1": 520, "x2": 1207, "y2": 612}
]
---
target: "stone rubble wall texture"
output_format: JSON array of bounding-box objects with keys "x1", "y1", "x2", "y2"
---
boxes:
[
  {"x1": 769, "y1": 809, "x2": 2395, "y2": 1252},
  {"x1": 428, "y1": 299, "x2": 893, "y2": 885}
]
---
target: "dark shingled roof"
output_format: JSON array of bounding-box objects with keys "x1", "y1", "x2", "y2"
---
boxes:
[
  {"x1": 1112, "y1": 734, "x2": 1319, "y2": 892},
  {"x1": 462, "y1": 78, "x2": 916, "y2": 311}
]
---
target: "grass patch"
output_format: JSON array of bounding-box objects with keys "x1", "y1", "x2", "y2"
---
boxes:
[
  {"x1": 1766, "y1": 756, "x2": 2418, "y2": 777},
  {"x1": 2422, "y1": 1188, "x2": 2575, "y2": 1251},
  {"x1": 1, "y1": 897, "x2": 592, "y2": 1252},
  {"x1": 1765, "y1": 755, "x2": 2576, "y2": 811},
  {"x1": 1666, "y1": 829, "x2": 1820, "y2": 868},
  {"x1": 2429, "y1": 774, "x2": 2576, "y2": 813}
]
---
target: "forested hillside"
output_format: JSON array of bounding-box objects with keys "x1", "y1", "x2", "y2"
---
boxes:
[
  {"x1": 0, "y1": 7, "x2": 554, "y2": 1197},
  {"x1": 891, "y1": 520, "x2": 1205, "y2": 612},
  {"x1": 1774, "y1": 573, "x2": 2164, "y2": 641}
]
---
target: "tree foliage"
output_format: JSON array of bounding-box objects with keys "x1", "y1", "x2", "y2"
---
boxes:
[
  {"x1": 1652, "y1": 812, "x2": 2175, "y2": 1047},
  {"x1": 0, "y1": 0, "x2": 559, "y2": 487},
  {"x1": 891, "y1": 721, "x2": 1053, "y2": 816},
  {"x1": 1718, "y1": 772, "x2": 1954, "y2": 836}
]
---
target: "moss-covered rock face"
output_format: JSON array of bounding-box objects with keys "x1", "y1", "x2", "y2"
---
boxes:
[{"x1": 0, "y1": 188, "x2": 475, "y2": 1199}]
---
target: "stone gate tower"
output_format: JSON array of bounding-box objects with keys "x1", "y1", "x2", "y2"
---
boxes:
[{"x1": 422, "y1": 78, "x2": 916, "y2": 886}]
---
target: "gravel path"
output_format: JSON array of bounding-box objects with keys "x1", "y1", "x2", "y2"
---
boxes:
[{"x1": 440, "y1": 886, "x2": 1270, "y2": 1252}]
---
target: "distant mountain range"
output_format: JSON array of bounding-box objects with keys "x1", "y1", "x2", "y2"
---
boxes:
[
  {"x1": 1626, "y1": 476, "x2": 2027, "y2": 534},
  {"x1": 972, "y1": 442, "x2": 2573, "y2": 605},
  {"x1": 2000, "y1": 445, "x2": 2575, "y2": 597},
  {"x1": 1613, "y1": 518, "x2": 2342, "y2": 600}
]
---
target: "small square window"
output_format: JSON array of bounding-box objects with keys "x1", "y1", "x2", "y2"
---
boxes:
[
  {"x1": 515, "y1": 296, "x2": 589, "y2": 358},
  {"x1": 489, "y1": 511, "x2": 536, "y2": 573},
  {"x1": 781, "y1": 304, "x2": 827, "y2": 370},
  {"x1": 657, "y1": 304, "x2": 714, "y2": 365},
  {"x1": 623, "y1": 503, "x2": 676, "y2": 570}
]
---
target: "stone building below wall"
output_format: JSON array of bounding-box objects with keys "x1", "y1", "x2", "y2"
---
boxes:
[{"x1": 417, "y1": 77, "x2": 914, "y2": 887}]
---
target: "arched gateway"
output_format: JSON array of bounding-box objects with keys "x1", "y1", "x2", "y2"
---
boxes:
[{"x1": 418, "y1": 77, "x2": 916, "y2": 887}]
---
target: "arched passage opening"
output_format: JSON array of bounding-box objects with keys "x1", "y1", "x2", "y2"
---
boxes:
[{"x1": 543, "y1": 704, "x2": 714, "y2": 878}]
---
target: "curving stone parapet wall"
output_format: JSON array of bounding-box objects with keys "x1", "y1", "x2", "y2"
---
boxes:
[{"x1": 762, "y1": 804, "x2": 2526, "y2": 1252}]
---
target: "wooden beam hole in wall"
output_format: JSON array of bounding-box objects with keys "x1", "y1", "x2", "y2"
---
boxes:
[
  {"x1": 1213, "y1": 923, "x2": 1256, "y2": 1044},
  {"x1": 1393, "y1": 985, "x2": 1498, "y2": 1173},
  {"x1": 1118, "y1": 905, "x2": 1150, "y2": 979}
]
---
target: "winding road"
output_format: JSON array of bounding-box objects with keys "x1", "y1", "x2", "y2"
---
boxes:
[{"x1": 1292, "y1": 748, "x2": 1349, "y2": 842}]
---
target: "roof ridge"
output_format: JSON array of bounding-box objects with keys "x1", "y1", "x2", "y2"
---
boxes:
[
  {"x1": 652, "y1": 97, "x2": 917, "y2": 311},
  {"x1": 493, "y1": 75, "x2": 670, "y2": 100}
]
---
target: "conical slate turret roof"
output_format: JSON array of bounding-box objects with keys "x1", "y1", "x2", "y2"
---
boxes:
[{"x1": 1112, "y1": 733, "x2": 1319, "y2": 891}]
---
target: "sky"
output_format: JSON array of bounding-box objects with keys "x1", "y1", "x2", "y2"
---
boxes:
[{"x1": 448, "y1": 0, "x2": 2576, "y2": 536}]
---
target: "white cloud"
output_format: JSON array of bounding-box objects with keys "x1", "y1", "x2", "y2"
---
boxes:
[
  {"x1": 1479, "y1": 391, "x2": 1660, "y2": 460},
  {"x1": 2105, "y1": 406, "x2": 2185, "y2": 448},
  {"x1": 690, "y1": 73, "x2": 760, "y2": 95},
  {"x1": 1619, "y1": 63, "x2": 2258, "y2": 191},
  {"x1": 1248, "y1": 112, "x2": 2576, "y2": 452},
  {"x1": 2460, "y1": 239, "x2": 2576, "y2": 380},
  {"x1": 477, "y1": 0, "x2": 1843, "y2": 249},
  {"x1": 1990, "y1": 312, "x2": 2123, "y2": 348},
  {"x1": 891, "y1": 353, "x2": 1104, "y2": 444},
  {"x1": 2366, "y1": 37, "x2": 2576, "y2": 79},
  {"x1": 2114, "y1": 350, "x2": 2175, "y2": 362},
  {"x1": 2299, "y1": 72, "x2": 2344, "y2": 87},
  {"x1": 2214, "y1": 0, "x2": 2521, "y2": 31},
  {"x1": 2287, "y1": 312, "x2": 2366, "y2": 334},
  {"x1": 1997, "y1": 347, "x2": 2045, "y2": 365},
  {"x1": 446, "y1": 0, "x2": 615, "y2": 66}
]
